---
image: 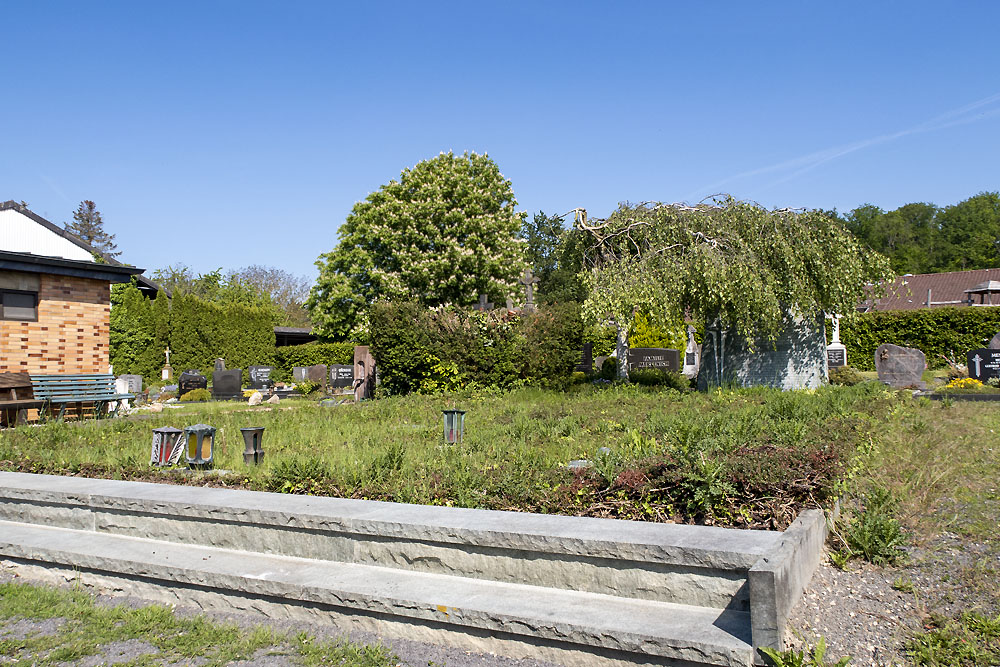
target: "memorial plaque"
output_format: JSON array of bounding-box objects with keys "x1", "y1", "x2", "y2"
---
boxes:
[
  {"x1": 826, "y1": 347, "x2": 847, "y2": 368},
  {"x1": 627, "y1": 348, "x2": 680, "y2": 372},
  {"x1": 292, "y1": 366, "x2": 309, "y2": 382},
  {"x1": 967, "y1": 348, "x2": 1000, "y2": 382},
  {"x1": 212, "y1": 369, "x2": 242, "y2": 400},
  {"x1": 178, "y1": 370, "x2": 207, "y2": 396},
  {"x1": 574, "y1": 343, "x2": 594, "y2": 374},
  {"x1": 248, "y1": 365, "x2": 275, "y2": 390},
  {"x1": 329, "y1": 364, "x2": 354, "y2": 389}
]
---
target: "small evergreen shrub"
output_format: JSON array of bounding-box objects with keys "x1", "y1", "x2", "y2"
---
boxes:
[
  {"x1": 828, "y1": 365, "x2": 863, "y2": 386},
  {"x1": 599, "y1": 356, "x2": 618, "y2": 380},
  {"x1": 627, "y1": 368, "x2": 688, "y2": 390},
  {"x1": 179, "y1": 388, "x2": 211, "y2": 402}
]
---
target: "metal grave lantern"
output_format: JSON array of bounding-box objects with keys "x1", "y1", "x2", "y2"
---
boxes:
[
  {"x1": 240, "y1": 427, "x2": 266, "y2": 465},
  {"x1": 184, "y1": 424, "x2": 217, "y2": 469},
  {"x1": 442, "y1": 409, "x2": 466, "y2": 444},
  {"x1": 150, "y1": 426, "x2": 184, "y2": 466}
]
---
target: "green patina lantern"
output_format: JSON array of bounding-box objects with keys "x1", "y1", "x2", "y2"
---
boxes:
[
  {"x1": 184, "y1": 424, "x2": 216, "y2": 469},
  {"x1": 442, "y1": 409, "x2": 466, "y2": 444}
]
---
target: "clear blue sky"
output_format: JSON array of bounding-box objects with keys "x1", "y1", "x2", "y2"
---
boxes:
[{"x1": 3, "y1": 2, "x2": 999, "y2": 280}]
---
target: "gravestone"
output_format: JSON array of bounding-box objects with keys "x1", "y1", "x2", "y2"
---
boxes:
[
  {"x1": 292, "y1": 366, "x2": 309, "y2": 382},
  {"x1": 682, "y1": 325, "x2": 700, "y2": 378},
  {"x1": 212, "y1": 369, "x2": 242, "y2": 400},
  {"x1": 627, "y1": 348, "x2": 680, "y2": 372},
  {"x1": 825, "y1": 313, "x2": 847, "y2": 368},
  {"x1": 307, "y1": 364, "x2": 328, "y2": 385},
  {"x1": 178, "y1": 370, "x2": 207, "y2": 396},
  {"x1": 473, "y1": 293, "x2": 494, "y2": 311},
  {"x1": 248, "y1": 365, "x2": 275, "y2": 390},
  {"x1": 874, "y1": 344, "x2": 926, "y2": 389},
  {"x1": 989, "y1": 331, "x2": 1000, "y2": 350},
  {"x1": 354, "y1": 346, "x2": 376, "y2": 401},
  {"x1": 967, "y1": 348, "x2": 1000, "y2": 382},
  {"x1": 214, "y1": 358, "x2": 226, "y2": 372},
  {"x1": 117, "y1": 374, "x2": 143, "y2": 395},
  {"x1": 519, "y1": 268, "x2": 540, "y2": 313},
  {"x1": 329, "y1": 364, "x2": 354, "y2": 389},
  {"x1": 575, "y1": 343, "x2": 593, "y2": 374}
]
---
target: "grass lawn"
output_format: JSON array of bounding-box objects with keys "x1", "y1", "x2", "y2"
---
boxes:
[{"x1": 2, "y1": 381, "x2": 991, "y2": 530}]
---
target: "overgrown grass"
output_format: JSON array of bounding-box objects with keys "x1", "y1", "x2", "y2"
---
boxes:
[
  {"x1": 0, "y1": 383, "x2": 907, "y2": 528},
  {"x1": 908, "y1": 611, "x2": 1000, "y2": 667},
  {"x1": 0, "y1": 580, "x2": 398, "y2": 666}
]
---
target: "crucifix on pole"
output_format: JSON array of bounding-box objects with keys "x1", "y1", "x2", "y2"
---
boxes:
[{"x1": 519, "y1": 268, "x2": 540, "y2": 312}]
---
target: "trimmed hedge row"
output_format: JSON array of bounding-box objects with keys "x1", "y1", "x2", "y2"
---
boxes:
[
  {"x1": 842, "y1": 307, "x2": 1000, "y2": 371},
  {"x1": 369, "y1": 301, "x2": 584, "y2": 395},
  {"x1": 271, "y1": 342, "x2": 356, "y2": 382}
]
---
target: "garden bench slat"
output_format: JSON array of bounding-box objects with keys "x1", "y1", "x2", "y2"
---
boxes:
[{"x1": 28, "y1": 374, "x2": 134, "y2": 420}]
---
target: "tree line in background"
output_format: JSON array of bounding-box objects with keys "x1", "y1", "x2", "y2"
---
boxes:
[{"x1": 825, "y1": 191, "x2": 1000, "y2": 274}]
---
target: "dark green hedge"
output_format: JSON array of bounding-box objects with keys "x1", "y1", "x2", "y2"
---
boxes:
[
  {"x1": 842, "y1": 307, "x2": 1000, "y2": 371},
  {"x1": 271, "y1": 342, "x2": 356, "y2": 382},
  {"x1": 369, "y1": 302, "x2": 584, "y2": 395}
]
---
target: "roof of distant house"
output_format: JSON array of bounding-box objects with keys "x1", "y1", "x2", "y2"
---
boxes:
[
  {"x1": 0, "y1": 200, "x2": 167, "y2": 297},
  {"x1": 860, "y1": 268, "x2": 1000, "y2": 311}
]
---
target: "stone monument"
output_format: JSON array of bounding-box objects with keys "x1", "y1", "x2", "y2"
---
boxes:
[
  {"x1": 874, "y1": 344, "x2": 926, "y2": 389},
  {"x1": 682, "y1": 325, "x2": 700, "y2": 378},
  {"x1": 825, "y1": 313, "x2": 847, "y2": 369}
]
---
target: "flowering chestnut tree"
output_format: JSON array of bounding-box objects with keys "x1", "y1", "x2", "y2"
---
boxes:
[{"x1": 307, "y1": 152, "x2": 526, "y2": 339}]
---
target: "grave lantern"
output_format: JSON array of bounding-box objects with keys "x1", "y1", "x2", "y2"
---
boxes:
[
  {"x1": 150, "y1": 426, "x2": 184, "y2": 466},
  {"x1": 442, "y1": 409, "x2": 466, "y2": 444},
  {"x1": 240, "y1": 427, "x2": 266, "y2": 465},
  {"x1": 184, "y1": 424, "x2": 216, "y2": 469}
]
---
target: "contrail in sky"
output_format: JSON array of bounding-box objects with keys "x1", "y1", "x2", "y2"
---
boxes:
[{"x1": 685, "y1": 91, "x2": 1000, "y2": 201}]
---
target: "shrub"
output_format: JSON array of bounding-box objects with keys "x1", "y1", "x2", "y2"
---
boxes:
[
  {"x1": 841, "y1": 485, "x2": 908, "y2": 565},
  {"x1": 599, "y1": 356, "x2": 618, "y2": 380},
  {"x1": 628, "y1": 368, "x2": 688, "y2": 390},
  {"x1": 295, "y1": 379, "x2": 320, "y2": 395},
  {"x1": 828, "y1": 365, "x2": 864, "y2": 386},
  {"x1": 179, "y1": 388, "x2": 211, "y2": 402},
  {"x1": 842, "y1": 307, "x2": 1000, "y2": 371},
  {"x1": 272, "y1": 342, "x2": 356, "y2": 382}
]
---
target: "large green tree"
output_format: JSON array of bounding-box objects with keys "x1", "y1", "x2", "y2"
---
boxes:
[
  {"x1": 577, "y1": 198, "x2": 894, "y2": 347},
  {"x1": 935, "y1": 191, "x2": 1000, "y2": 271},
  {"x1": 65, "y1": 200, "x2": 120, "y2": 258},
  {"x1": 519, "y1": 210, "x2": 588, "y2": 303},
  {"x1": 308, "y1": 151, "x2": 526, "y2": 339}
]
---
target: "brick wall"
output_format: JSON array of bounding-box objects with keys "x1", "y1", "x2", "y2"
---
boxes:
[{"x1": 1, "y1": 274, "x2": 111, "y2": 373}]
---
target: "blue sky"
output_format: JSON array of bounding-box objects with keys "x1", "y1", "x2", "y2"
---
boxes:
[{"x1": 3, "y1": 2, "x2": 999, "y2": 280}]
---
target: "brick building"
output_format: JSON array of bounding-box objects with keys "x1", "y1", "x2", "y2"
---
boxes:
[{"x1": 0, "y1": 201, "x2": 144, "y2": 373}]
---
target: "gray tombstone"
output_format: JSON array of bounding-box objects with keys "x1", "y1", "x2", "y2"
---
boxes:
[
  {"x1": 212, "y1": 369, "x2": 242, "y2": 400},
  {"x1": 967, "y1": 348, "x2": 1000, "y2": 381},
  {"x1": 874, "y1": 344, "x2": 926, "y2": 389},
  {"x1": 329, "y1": 364, "x2": 354, "y2": 389},
  {"x1": 682, "y1": 326, "x2": 700, "y2": 378},
  {"x1": 627, "y1": 348, "x2": 680, "y2": 373},
  {"x1": 178, "y1": 370, "x2": 207, "y2": 396},
  {"x1": 117, "y1": 374, "x2": 143, "y2": 395},
  {"x1": 292, "y1": 366, "x2": 309, "y2": 382},
  {"x1": 248, "y1": 365, "x2": 275, "y2": 390},
  {"x1": 574, "y1": 343, "x2": 594, "y2": 374},
  {"x1": 214, "y1": 358, "x2": 226, "y2": 372},
  {"x1": 307, "y1": 364, "x2": 328, "y2": 385},
  {"x1": 989, "y1": 331, "x2": 1000, "y2": 350}
]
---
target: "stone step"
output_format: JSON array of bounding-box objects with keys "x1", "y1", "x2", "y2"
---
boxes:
[
  {"x1": 0, "y1": 519, "x2": 755, "y2": 667},
  {"x1": 0, "y1": 472, "x2": 779, "y2": 610}
]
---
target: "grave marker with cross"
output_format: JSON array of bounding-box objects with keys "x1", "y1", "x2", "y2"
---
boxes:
[
  {"x1": 519, "y1": 268, "x2": 540, "y2": 312},
  {"x1": 473, "y1": 293, "x2": 494, "y2": 311}
]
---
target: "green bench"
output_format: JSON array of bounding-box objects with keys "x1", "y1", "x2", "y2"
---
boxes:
[{"x1": 29, "y1": 374, "x2": 135, "y2": 420}]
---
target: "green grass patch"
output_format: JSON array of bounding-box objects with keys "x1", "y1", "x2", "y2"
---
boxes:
[
  {"x1": 0, "y1": 580, "x2": 398, "y2": 666},
  {"x1": 908, "y1": 611, "x2": 1000, "y2": 667}
]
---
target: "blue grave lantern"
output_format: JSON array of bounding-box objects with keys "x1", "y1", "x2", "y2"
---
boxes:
[{"x1": 442, "y1": 409, "x2": 466, "y2": 444}]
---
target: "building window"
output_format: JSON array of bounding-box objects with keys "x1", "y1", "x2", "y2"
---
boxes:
[{"x1": 1, "y1": 290, "x2": 37, "y2": 321}]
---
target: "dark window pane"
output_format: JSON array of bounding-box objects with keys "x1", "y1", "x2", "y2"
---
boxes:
[{"x1": 3, "y1": 292, "x2": 36, "y2": 320}]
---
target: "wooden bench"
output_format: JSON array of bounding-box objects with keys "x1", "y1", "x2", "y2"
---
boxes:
[
  {"x1": 29, "y1": 374, "x2": 135, "y2": 420},
  {"x1": 0, "y1": 373, "x2": 44, "y2": 427}
]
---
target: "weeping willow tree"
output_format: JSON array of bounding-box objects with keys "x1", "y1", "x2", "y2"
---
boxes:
[{"x1": 576, "y1": 198, "x2": 893, "y2": 383}]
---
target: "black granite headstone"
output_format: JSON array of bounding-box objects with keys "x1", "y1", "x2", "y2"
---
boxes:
[
  {"x1": 212, "y1": 369, "x2": 242, "y2": 400},
  {"x1": 178, "y1": 370, "x2": 207, "y2": 396},
  {"x1": 329, "y1": 364, "x2": 354, "y2": 389},
  {"x1": 967, "y1": 348, "x2": 1000, "y2": 382},
  {"x1": 627, "y1": 348, "x2": 680, "y2": 372},
  {"x1": 248, "y1": 365, "x2": 275, "y2": 390},
  {"x1": 826, "y1": 347, "x2": 847, "y2": 368},
  {"x1": 574, "y1": 343, "x2": 594, "y2": 374}
]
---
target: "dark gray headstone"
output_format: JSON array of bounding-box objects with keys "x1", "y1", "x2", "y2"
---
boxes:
[
  {"x1": 307, "y1": 364, "x2": 327, "y2": 385},
  {"x1": 627, "y1": 348, "x2": 680, "y2": 372},
  {"x1": 989, "y1": 331, "x2": 1000, "y2": 350},
  {"x1": 967, "y1": 348, "x2": 1000, "y2": 381},
  {"x1": 117, "y1": 374, "x2": 142, "y2": 394},
  {"x1": 329, "y1": 364, "x2": 354, "y2": 389},
  {"x1": 178, "y1": 371, "x2": 207, "y2": 396},
  {"x1": 248, "y1": 365, "x2": 275, "y2": 390},
  {"x1": 292, "y1": 366, "x2": 309, "y2": 382},
  {"x1": 875, "y1": 344, "x2": 926, "y2": 389},
  {"x1": 212, "y1": 369, "x2": 242, "y2": 400},
  {"x1": 575, "y1": 343, "x2": 594, "y2": 374}
]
